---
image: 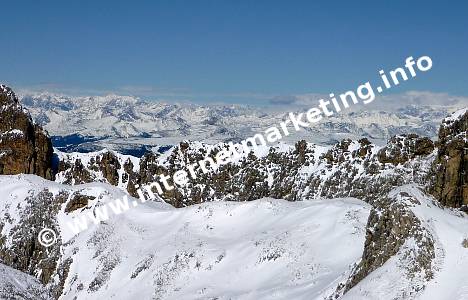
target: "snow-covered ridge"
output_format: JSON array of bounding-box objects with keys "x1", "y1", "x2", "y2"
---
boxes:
[
  {"x1": 442, "y1": 107, "x2": 468, "y2": 124},
  {"x1": 1, "y1": 175, "x2": 467, "y2": 299},
  {"x1": 341, "y1": 185, "x2": 468, "y2": 300}
]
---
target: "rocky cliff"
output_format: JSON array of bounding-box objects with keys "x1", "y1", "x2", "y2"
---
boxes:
[
  {"x1": 0, "y1": 85, "x2": 54, "y2": 180},
  {"x1": 56, "y1": 134, "x2": 435, "y2": 207},
  {"x1": 429, "y1": 108, "x2": 468, "y2": 208}
]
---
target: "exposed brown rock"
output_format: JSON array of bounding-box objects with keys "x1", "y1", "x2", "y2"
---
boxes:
[
  {"x1": 58, "y1": 159, "x2": 93, "y2": 184},
  {"x1": 96, "y1": 152, "x2": 121, "y2": 186},
  {"x1": 0, "y1": 85, "x2": 54, "y2": 180},
  {"x1": 377, "y1": 134, "x2": 434, "y2": 165},
  {"x1": 333, "y1": 190, "x2": 435, "y2": 299},
  {"x1": 65, "y1": 193, "x2": 96, "y2": 213},
  {"x1": 429, "y1": 109, "x2": 468, "y2": 207}
]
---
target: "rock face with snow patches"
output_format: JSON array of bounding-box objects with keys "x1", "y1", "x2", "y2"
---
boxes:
[
  {"x1": 430, "y1": 108, "x2": 468, "y2": 208},
  {"x1": 56, "y1": 134, "x2": 435, "y2": 207},
  {"x1": 0, "y1": 85, "x2": 54, "y2": 180}
]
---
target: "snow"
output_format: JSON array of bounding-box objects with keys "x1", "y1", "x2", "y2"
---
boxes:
[
  {"x1": 0, "y1": 174, "x2": 371, "y2": 300},
  {"x1": 0, "y1": 177, "x2": 466, "y2": 299},
  {"x1": 404, "y1": 186, "x2": 468, "y2": 300},
  {"x1": 443, "y1": 107, "x2": 467, "y2": 123},
  {"x1": 0, "y1": 129, "x2": 24, "y2": 136},
  {"x1": 0, "y1": 263, "x2": 51, "y2": 299},
  {"x1": 17, "y1": 91, "x2": 465, "y2": 152},
  {"x1": 342, "y1": 185, "x2": 468, "y2": 300},
  {"x1": 61, "y1": 196, "x2": 370, "y2": 300}
]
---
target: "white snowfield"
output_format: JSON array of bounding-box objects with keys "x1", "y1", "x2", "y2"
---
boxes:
[{"x1": 0, "y1": 175, "x2": 467, "y2": 300}]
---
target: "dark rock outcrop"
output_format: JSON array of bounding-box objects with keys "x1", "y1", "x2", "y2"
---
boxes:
[
  {"x1": 332, "y1": 189, "x2": 436, "y2": 299},
  {"x1": 0, "y1": 186, "x2": 96, "y2": 299},
  {"x1": 57, "y1": 133, "x2": 435, "y2": 208},
  {"x1": 377, "y1": 134, "x2": 434, "y2": 165},
  {"x1": 0, "y1": 189, "x2": 68, "y2": 296},
  {"x1": 64, "y1": 193, "x2": 96, "y2": 213},
  {"x1": 429, "y1": 109, "x2": 468, "y2": 208},
  {"x1": 0, "y1": 85, "x2": 54, "y2": 180}
]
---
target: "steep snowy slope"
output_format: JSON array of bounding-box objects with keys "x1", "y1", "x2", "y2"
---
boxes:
[
  {"x1": 341, "y1": 185, "x2": 468, "y2": 300},
  {"x1": 0, "y1": 263, "x2": 51, "y2": 299},
  {"x1": 62, "y1": 198, "x2": 370, "y2": 300}
]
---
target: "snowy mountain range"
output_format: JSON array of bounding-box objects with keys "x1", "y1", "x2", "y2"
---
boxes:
[
  {"x1": 18, "y1": 91, "x2": 465, "y2": 155},
  {"x1": 0, "y1": 85, "x2": 467, "y2": 299}
]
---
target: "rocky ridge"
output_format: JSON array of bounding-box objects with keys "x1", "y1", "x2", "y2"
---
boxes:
[
  {"x1": 56, "y1": 135, "x2": 436, "y2": 207},
  {"x1": 333, "y1": 186, "x2": 437, "y2": 299}
]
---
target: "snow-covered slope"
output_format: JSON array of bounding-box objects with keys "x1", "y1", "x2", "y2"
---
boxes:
[
  {"x1": 62, "y1": 197, "x2": 370, "y2": 300},
  {"x1": 0, "y1": 175, "x2": 467, "y2": 299},
  {"x1": 0, "y1": 175, "x2": 371, "y2": 299},
  {"x1": 0, "y1": 263, "x2": 51, "y2": 299},
  {"x1": 341, "y1": 185, "x2": 468, "y2": 300}
]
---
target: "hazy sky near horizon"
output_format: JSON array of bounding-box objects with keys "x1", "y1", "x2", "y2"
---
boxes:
[{"x1": 1, "y1": 1, "x2": 467, "y2": 104}]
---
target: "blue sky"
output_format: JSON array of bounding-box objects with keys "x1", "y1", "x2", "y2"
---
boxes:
[{"x1": 1, "y1": 1, "x2": 467, "y2": 104}]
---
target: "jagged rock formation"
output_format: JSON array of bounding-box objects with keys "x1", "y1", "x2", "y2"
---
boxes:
[
  {"x1": 55, "y1": 109, "x2": 467, "y2": 212},
  {"x1": 429, "y1": 108, "x2": 468, "y2": 208},
  {"x1": 377, "y1": 134, "x2": 434, "y2": 165},
  {"x1": 56, "y1": 150, "x2": 139, "y2": 188},
  {"x1": 56, "y1": 134, "x2": 435, "y2": 208},
  {"x1": 0, "y1": 187, "x2": 73, "y2": 298},
  {"x1": 0, "y1": 85, "x2": 54, "y2": 180}
]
